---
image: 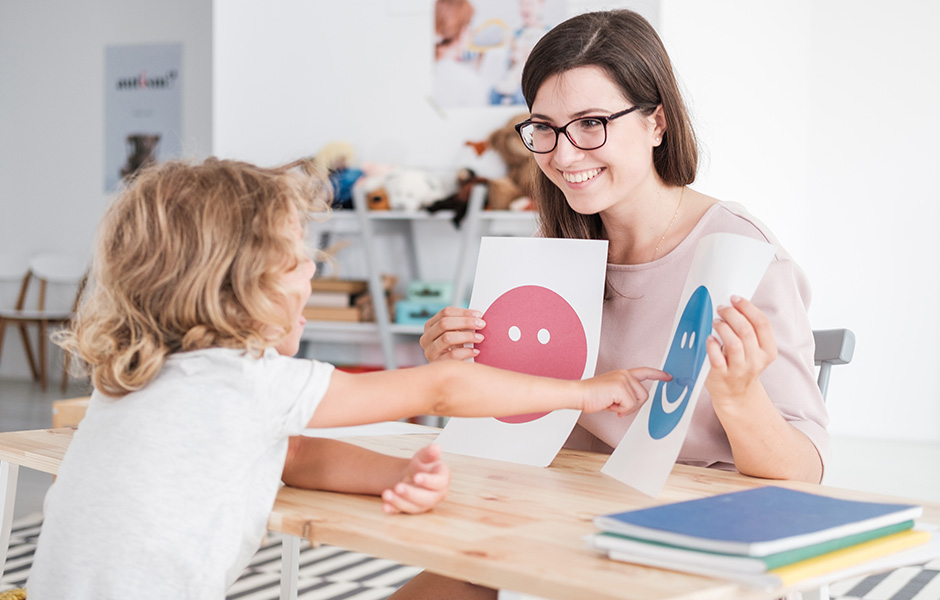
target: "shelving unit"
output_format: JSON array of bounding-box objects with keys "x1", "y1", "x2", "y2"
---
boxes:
[{"x1": 301, "y1": 183, "x2": 537, "y2": 370}]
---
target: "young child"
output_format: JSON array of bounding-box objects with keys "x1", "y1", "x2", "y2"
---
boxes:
[{"x1": 26, "y1": 157, "x2": 667, "y2": 598}]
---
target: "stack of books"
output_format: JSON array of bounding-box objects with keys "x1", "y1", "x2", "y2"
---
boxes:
[
  {"x1": 589, "y1": 486, "x2": 937, "y2": 589},
  {"x1": 302, "y1": 279, "x2": 368, "y2": 322}
]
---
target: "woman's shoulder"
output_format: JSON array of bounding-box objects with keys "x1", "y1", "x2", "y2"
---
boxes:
[{"x1": 697, "y1": 200, "x2": 781, "y2": 245}]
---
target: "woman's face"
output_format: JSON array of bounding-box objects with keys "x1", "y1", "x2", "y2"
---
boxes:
[{"x1": 529, "y1": 66, "x2": 663, "y2": 216}]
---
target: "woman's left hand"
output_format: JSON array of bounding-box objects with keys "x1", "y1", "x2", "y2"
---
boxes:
[{"x1": 705, "y1": 295, "x2": 777, "y2": 401}]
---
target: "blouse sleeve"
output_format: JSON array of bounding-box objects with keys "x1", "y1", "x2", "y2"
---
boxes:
[{"x1": 751, "y1": 254, "x2": 830, "y2": 472}]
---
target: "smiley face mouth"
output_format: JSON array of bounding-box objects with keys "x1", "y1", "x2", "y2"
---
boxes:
[{"x1": 660, "y1": 382, "x2": 688, "y2": 414}]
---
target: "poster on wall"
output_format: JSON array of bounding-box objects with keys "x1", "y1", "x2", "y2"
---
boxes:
[
  {"x1": 435, "y1": 236, "x2": 608, "y2": 467},
  {"x1": 104, "y1": 43, "x2": 182, "y2": 192},
  {"x1": 431, "y1": 0, "x2": 565, "y2": 109}
]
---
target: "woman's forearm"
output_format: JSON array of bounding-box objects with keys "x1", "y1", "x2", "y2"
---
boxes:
[{"x1": 713, "y1": 385, "x2": 824, "y2": 483}]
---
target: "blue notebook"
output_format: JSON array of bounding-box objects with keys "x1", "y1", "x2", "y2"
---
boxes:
[{"x1": 593, "y1": 486, "x2": 922, "y2": 557}]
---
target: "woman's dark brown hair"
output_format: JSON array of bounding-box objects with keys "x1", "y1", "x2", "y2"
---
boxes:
[{"x1": 520, "y1": 10, "x2": 698, "y2": 240}]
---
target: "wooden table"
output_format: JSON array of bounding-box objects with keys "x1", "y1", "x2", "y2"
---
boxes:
[{"x1": 3, "y1": 428, "x2": 939, "y2": 600}]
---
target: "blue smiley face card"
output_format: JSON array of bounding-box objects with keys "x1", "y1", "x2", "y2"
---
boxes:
[
  {"x1": 647, "y1": 285, "x2": 713, "y2": 441},
  {"x1": 602, "y1": 233, "x2": 776, "y2": 497}
]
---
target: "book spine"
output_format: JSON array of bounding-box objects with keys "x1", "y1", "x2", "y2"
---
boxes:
[{"x1": 771, "y1": 529, "x2": 931, "y2": 586}]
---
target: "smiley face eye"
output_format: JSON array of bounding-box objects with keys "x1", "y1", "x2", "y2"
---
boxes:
[
  {"x1": 681, "y1": 331, "x2": 688, "y2": 348},
  {"x1": 508, "y1": 325, "x2": 521, "y2": 342},
  {"x1": 689, "y1": 331, "x2": 696, "y2": 348},
  {"x1": 537, "y1": 328, "x2": 550, "y2": 344}
]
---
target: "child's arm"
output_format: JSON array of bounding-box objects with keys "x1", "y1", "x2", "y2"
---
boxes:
[
  {"x1": 310, "y1": 361, "x2": 669, "y2": 428},
  {"x1": 282, "y1": 436, "x2": 450, "y2": 514}
]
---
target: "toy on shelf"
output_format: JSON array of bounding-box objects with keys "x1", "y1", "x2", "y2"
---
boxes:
[
  {"x1": 425, "y1": 167, "x2": 489, "y2": 227},
  {"x1": 311, "y1": 141, "x2": 364, "y2": 209},
  {"x1": 357, "y1": 167, "x2": 447, "y2": 212},
  {"x1": 395, "y1": 281, "x2": 454, "y2": 326},
  {"x1": 479, "y1": 112, "x2": 537, "y2": 211},
  {"x1": 437, "y1": 113, "x2": 537, "y2": 220}
]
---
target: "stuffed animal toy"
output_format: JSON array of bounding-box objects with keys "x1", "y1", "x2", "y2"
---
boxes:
[
  {"x1": 468, "y1": 112, "x2": 537, "y2": 211},
  {"x1": 311, "y1": 141, "x2": 364, "y2": 209},
  {"x1": 366, "y1": 188, "x2": 390, "y2": 210},
  {"x1": 426, "y1": 167, "x2": 489, "y2": 227},
  {"x1": 357, "y1": 168, "x2": 447, "y2": 212}
]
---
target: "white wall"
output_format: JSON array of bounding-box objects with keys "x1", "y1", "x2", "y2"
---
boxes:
[
  {"x1": 0, "y1": 0, "x2": 213, "y2": 377},
  {"x1": 2, "y1": 0, "x2": 938, "y2": 443},
  {"x1": 212, "y1": 0, "x2": 525, "y2": 171},
  {"x1": 804, "y1": 1, "x2": 940, "y2": 443},
  {"x1": 660, "y1": 0, "x2": 940, "y2": 442}
]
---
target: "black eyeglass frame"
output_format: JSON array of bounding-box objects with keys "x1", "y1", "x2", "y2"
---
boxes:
[{"x1": 514, "y1": 106, "x2": 642, "y2": 154}]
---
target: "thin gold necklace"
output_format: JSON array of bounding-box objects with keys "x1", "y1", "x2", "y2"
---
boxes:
[{"x1": 651, "y1": 186, "x2": 685, "y2": 261}]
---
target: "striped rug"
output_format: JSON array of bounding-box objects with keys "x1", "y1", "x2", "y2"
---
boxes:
[{"x1": 3, "y1": 513, "x2": 939, "y2": 599}]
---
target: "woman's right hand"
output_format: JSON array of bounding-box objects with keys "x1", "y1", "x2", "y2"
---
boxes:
[{"x1": 419, "y1": 307, "x2": 486, "y2": 362}]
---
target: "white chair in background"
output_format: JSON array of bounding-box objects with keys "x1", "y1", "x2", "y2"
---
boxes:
[
  {"x1": 0, "y1": 255, "x2": 39, "y2": 382},
  {"x1": 0, "y1": 252, "x2": 87, "y2": 391}
]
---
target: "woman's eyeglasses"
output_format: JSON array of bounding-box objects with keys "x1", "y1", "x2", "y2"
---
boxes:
[{"x1": 514, "y1": 106, "x2": 641, "y2": 154}]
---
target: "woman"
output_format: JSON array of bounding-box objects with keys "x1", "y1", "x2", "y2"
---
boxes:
[
  {"x1": 421, "y1": 9, "x2": 827, "y2": 483},
  {"x1": 404, "y1": 9, "x2": 828, "y2": 600}
]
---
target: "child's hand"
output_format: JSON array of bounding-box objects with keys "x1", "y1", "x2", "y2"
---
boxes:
[
  {"x1": 381, "y1": 443, "x2": 451, "y2": 514},
  {"x1": 580, "y1": 368, "x2": 671, "y2": 416},
  {"x1": 705, "y1": 296, "x2": 777, "y2": 403}
]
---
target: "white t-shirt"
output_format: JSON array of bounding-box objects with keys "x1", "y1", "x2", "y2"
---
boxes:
[{"x1": 28, "y1": 348, "x2": 334, "y2": 599}]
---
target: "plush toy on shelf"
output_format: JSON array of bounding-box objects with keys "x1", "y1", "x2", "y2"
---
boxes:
[
  {"x1": 356, "y1": 167, "x2": 447, "y2": 212},
  {"x1": 426, "y1": 167, "x2": 489, "y2": 227},
  {"x1": 311, "y1": 141, "x2": 364, "y2": 209},
  {"x1": 468, "y1": 112, "x2": 537, "y2": 212}
]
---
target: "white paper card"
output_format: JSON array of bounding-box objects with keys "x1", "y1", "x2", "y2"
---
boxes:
[
  {"x1": 436, "y1": 236, "x2": 608, "y2": 467},
  {"x1": 601, "y1": 233, "x2": 776, "y2": 496}
]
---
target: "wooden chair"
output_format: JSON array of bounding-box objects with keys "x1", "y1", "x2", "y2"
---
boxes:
[
  {"x1": 0, "y1": 253, "x2": 87, "y2": 391},
  {"x1": 0, "y1": 256, "x2": 37, "y2": 382}
]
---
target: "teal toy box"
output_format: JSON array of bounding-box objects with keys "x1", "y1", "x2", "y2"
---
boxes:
[
  {"x1": 406, "y1": 281, "x2": 454, "y2": 303},
  {"x1": 395, "y1": 300, "x2": 449, "y2": 325},
  {"x1": 395, "y1": 281, "x2": 455, "y2": 325}
]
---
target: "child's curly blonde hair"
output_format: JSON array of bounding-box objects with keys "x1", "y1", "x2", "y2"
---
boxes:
[{"x1": 59, "y1": 157, "x2": 331, "y2": 396}]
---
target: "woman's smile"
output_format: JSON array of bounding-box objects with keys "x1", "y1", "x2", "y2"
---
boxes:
[{"x1": 561, "y1": 167, "x2": 604, "y2": 184}]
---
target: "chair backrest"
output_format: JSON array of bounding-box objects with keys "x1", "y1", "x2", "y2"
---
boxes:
[
  {"x1": 21, "y1": 253, "x2": 88, "y2": 313},
  {"x1": 0, "y1": 255, "x2": 29, "y2": 308},
  {"x1": 28, "y1": 253, "x2": 87, "y2": 284},
  {"x1": 813, "y1": 328, "x2": 856, "y2": 401}
]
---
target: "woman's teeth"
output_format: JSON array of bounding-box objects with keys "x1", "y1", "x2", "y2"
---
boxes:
[{"x1": 562, "y1": 168, "x2": 602, "y2": 183}]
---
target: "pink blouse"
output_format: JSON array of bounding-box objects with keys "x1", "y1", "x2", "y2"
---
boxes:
[{"x1": 566, "y1": 202, "x2": 829, "y2": 472}]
